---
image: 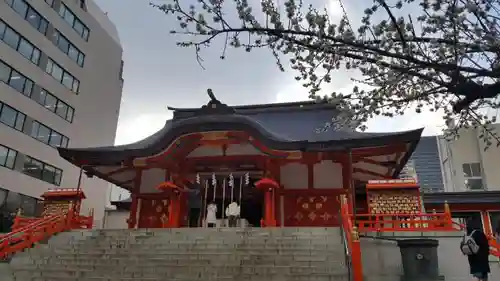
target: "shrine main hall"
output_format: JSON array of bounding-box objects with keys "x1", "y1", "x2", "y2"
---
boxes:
[{"x1": 57, "y1": 92, "x2": 423, "y2": 228}]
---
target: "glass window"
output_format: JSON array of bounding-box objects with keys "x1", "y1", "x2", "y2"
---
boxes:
[
  {"x1": 2, "y1": 27, "x2": 20, "y2": 50},
  {"x1": 12, "y1": 0, "x2": 28, "y2": 17},
  {"x1": 55, "y1": 102, "x2": 67, "y2": 118},
  {"x1": 61, "y1": 136, "x2": 69, "y2": 148},
  {"x1": 44, "y1": 93, "x2": 57, "y2": 111},
  {"x1": 38, "y1": 19, "x2": 48, "y2": 34},
  {"x1": 51, "y1": 64, "x2": 63, "y2": 82},
  {"x1": 66, "y1": 107, "x2": 74, "y2": 122},
  {"x1": 34, "y1": 122, "x2": 50, "y2": 144},
  {"x1": 8, "y1": 70, "x2": 26, "y2": 93},
  {"x1": 30, "y1": 121, "x2": 39, "y2": 138},
  {"x1": 62, "y1": 72, "x2": 73, "y2": 89},
  {"x1": 17, "y1": 39, "x2": 34, "y2": 61},
  {"x1": 5, "y1": 148, "x2": 17, "y2": 169},
  {"x1": 48, "y1": 131, "x2": 62, "y2": 147},
  {"x1": 54, "y1": 169, "x2": 62, "y2": 185},
  {"x1": 45, "y1": 59, "x2": 54, "y2": 74},
  {"x1": 77, "y1": 53, "x2": 85, "y2": 66},
  {"x1": 82, "y1": 28, "x2": 89, "y2": 41},
  {"x1": 463, "y1": 163, "x2": 482, "y2": 177},
  {"x1": 23, "y1": 157, "x2": 43, "y2": 179},
  {"x1": 73, "y1": 20, "x2": 84, "y2": 36},
  {"x1": 23, "y1": 78, "x2": 33, "y2": 97},
  {"x1": 0, "y1": 61, "x2": 11, "y2": 83},
  {"x1": 465, "y1": 178, "x2": 483, "y2": 190},
  {"x1": 57, "y1": 36, "x2": 69, "y2": 53},
  {"x1": 42, "y1": 165, "x2": 56, "y2": 183},
  {"x1": 0, "y1": 104, "x2": 18, "y2": 128},
  {"x1": 14, "y1": 111, "x2": 25, "y2": 131},
  {"x1": 72, "y1": 79, "x2": 80, "y2": 93},
  {"x1": 0, "y1": 21, "x2": 6, "y2": 38},
  {"x1": 68, "y1": 45, "x2": 79, "y2": 61},
  {"x1": 0, "y1": 145, "x2": 8, "y2": 167},
  {"x1": 64, "y1": 10, "x2": 75, "y2": 26},
  {"x1": 45, "y1": 0, "x2": 54, "y2": 7},
  {"x1": 31, "y1": 48, "x2": 40, "y2": 65}
]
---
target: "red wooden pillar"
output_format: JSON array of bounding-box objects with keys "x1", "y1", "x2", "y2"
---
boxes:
[
  {"x1": 342, "y1": 152, "x2": 354, "y2": 214},
  {"x1": 256, "y1": 178, "x2": 279, "y2": 227},
  {"x1": 127, "y1": 170, "x2": 142, "y2": 229},
  {"x1": 167, "y1": 191, "x2": 182, "y2": 228}
]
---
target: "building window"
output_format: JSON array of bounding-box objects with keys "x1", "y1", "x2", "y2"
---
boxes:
[
  {"x1": 0, "y1": 102, "x2": 26, "y2": 131},
  {"x1": 53, "y1": 30, "x2": 85, "y2": 67},
  {"x1": 30, "y1": 121, "x2": 69, "y2": 148},
  {"x1": 0, "y1": 144, "x2": 17, "y2": 169},
  {"x1": 34, "y1": 88, "x2": 75, "y2": 123},
  {"x1": 23, "y1": 156, "x2": 62, "y2": 186},
  {"x1": 44, "y1": 0, "x2": 54, "y2": 7},
  {"x1": 0, "y1": 60, "x2": 74, "y2": 123},
  {"x1": 45, "y1": 58, "x2": 80, "y2": 93},
  {"x1": 58, "y1": 4, "x2": 90, "y2": 41},
  {"x1": 462, "y1": 163, "x2": 484, "y2": 190},
  {"x1": 0, "y1": 20, "x2": 41, "y2": 65},
  {"x1": 5, "y1": 0, "x2": 49, "y2": 35}
]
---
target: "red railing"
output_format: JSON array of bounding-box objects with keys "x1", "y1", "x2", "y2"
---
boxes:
[
  {"x1": 339, "y1": 195, "x2": 363, "y2": 281},
  {"x1": 0, "y1": 209, "x2": 93, "y2": 259}
]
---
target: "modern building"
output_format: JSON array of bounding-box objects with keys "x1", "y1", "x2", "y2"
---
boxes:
[
  {"x1": 0, "y1": 0, "x2": 123, "y2": 228},
  {"x1": 439, "y1": 123, "x2": 500, "y2": 193},
  {"x1": 408, "y1": 136, "x2": 446, "y2": 193}
]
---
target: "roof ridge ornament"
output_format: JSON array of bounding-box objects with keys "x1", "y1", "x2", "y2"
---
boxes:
[{"x1": 195, "y1": 88, "x2": 235, "y2": 116}]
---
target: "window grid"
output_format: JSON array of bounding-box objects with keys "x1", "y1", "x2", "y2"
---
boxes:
[
  {"x1": 462, "y1": 163, "x2": 484, "y2": 190},
  {"x1": 30, "y1": 120, "x2": 69, "y2": 148},
  {"x1": 22, "y1": 155, "x2": 62, "y2": 186},
  {"x1": 0, "y1": 102, "x2": 26, "y2": 132},
  {"x1": 0, "y1": 60, "x2": 74, "y2": 123},
  {"x1": 46, "y1": 58, "x2": 80, "y2": 94},
  {"x1": 5, "y1": 0, "x2": 49, "y2": 35},
  {"x1": 57, "y1": 3, "x2": 90, "y2": 41},
  {"x1": 0, "y1": 144, "x2": 18, "y2": 170},
  {"x1": 53, "y1": 30, "x2": 85, "y2": 67},
  {"x1": 0, "y1": 101, "x2": 70, "y2": 149},
  {"x1": 0, "y1": 20, "x2": 41, "y2": 65}
]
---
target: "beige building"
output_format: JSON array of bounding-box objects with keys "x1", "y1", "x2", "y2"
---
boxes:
[
  {"x1": 0, "y1": 0, "x2": 123, "y2": 228},
  {"x1": 438, "y1": 123, "x2": 500, "y2": 193}
]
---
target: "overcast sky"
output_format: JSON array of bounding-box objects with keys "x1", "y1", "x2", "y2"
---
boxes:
[{"x1": 93, "y1": 0, "x2": 444, "y2": 146}]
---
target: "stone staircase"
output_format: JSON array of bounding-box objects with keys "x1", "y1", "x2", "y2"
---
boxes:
[{"x1": 6, "y1": 227, "x2": 349, "y2": 281}]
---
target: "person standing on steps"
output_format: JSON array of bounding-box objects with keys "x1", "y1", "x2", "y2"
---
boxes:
[
  {"x1": 225, "y1": 201, "x2": 240, "y2": 227},
  {"x1": 206, "y1": 201, "x2": 217, "y2": 227},
  {"x1": 187, "y1": 184, "x2": 202, "y2": 227},
  {"x1": 461, "y1": 219, "x2": 490, "y2": 281}
]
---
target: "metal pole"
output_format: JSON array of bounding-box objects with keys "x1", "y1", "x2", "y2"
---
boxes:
[
  {"x1": 238, "y1": 176, "x2": 243, "y2": 206},
  {"x1": 203, "y1": 179, "x2": 208, "y2": 228},
  {"x1": 221, "y1": 178, "x2": 226, "y2": 227},
  {"x1": 74, "y1": 167, "x2": 84, "y2": 214},
  {"x1": 348, "y1": 149, "x2": 357, "y2": 225}
]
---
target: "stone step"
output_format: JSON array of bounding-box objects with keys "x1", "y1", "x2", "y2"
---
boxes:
[{"x1": 23, "y1": 273, "x2": 349, "y2": 281}]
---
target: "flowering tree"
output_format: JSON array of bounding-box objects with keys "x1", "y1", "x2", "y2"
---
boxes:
[{"x1": 152, "y1": 0, "x2": 500, "y2": 145}]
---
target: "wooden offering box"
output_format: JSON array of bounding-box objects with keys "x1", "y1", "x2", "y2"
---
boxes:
[
  {"x1": 40, "y1": 188, "x2": 86, "y2": 217},
  {"x1": 366, "y1": 179, "x2": 421, "y2": 215}
]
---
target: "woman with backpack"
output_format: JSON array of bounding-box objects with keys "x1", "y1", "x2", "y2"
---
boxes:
[{"x1": 461, "y1": 219, "x2": 490, "y2": 281}]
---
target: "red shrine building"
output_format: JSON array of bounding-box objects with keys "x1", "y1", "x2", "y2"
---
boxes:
[{"x1": 58, "y1": 93, "x2": 424, "y2": 228}]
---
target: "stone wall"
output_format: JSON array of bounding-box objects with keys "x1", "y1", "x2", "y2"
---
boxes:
[{"x1": 363, "y1": 231, "x2": 500, "y2": 281}]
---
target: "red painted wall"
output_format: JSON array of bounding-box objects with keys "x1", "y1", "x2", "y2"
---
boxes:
[{"x1": 281, "y1": 189, "x2": 344, "y2": 227}]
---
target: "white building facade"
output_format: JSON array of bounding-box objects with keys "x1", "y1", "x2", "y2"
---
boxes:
[
  {"x1": 0, "y1": 0, "x2": 123, "y2": 228},
  {"x1": 439, "y1": 124, "x2": 500, "y2": 193}
]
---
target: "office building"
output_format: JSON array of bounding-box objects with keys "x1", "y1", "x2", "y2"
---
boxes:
[
  {"x1": 410, "y1": 136, "x2": 446, "y2": 192},
  {"x1": 0, "y1": 0, "x2": 123, "y2": 227}
]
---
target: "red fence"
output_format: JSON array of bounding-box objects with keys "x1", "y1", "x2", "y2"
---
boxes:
[{"x1": 0, "y1": 208, "x2": 93, "y2": 259}]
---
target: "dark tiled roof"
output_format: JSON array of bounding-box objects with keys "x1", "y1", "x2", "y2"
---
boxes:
[{"x1": 58, "y1": 96, "x2": 423, "y2": 168}]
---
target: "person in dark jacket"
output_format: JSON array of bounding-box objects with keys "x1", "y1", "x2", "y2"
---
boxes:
[{"x1": 465, "y1": 220, "x2": 490, "y2": 281}]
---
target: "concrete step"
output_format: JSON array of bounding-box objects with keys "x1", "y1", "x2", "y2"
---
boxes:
[{"x1": 7, "y1": 228, "x2": 348, "y2": 281}]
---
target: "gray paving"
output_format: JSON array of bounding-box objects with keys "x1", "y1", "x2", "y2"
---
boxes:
[{"x1": 5, "y1": 227, "x2": 350, "y2": 281}]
